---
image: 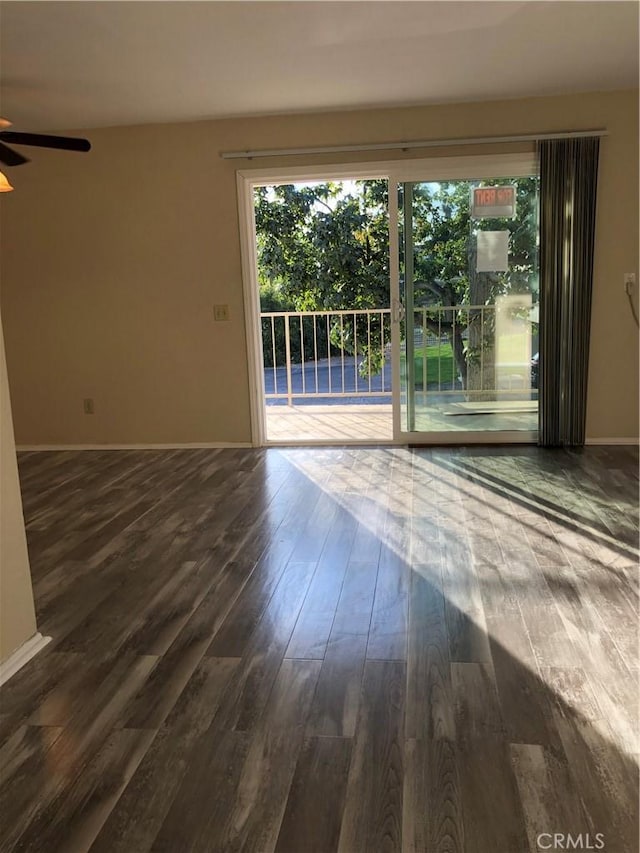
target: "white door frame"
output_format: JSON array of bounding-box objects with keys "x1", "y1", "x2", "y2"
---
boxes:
[{"x1": 236, "y1": 152, "x2": 538, "y2": 446}]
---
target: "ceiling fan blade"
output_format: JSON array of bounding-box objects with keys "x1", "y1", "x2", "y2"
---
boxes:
[
  {"x1": 0, "y1": 140, "x2": 29, "y2": 166},
  {"x1": 0, "y1": 131, "x2": 91, "y2": 153}
]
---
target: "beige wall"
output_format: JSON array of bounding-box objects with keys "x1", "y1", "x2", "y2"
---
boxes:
[
  {"x1": 0, "y1": 311, "x2": 37, "y2": 662},
  {"x1": 1, "y1": 89, "x2": 638, "y2": 444}
]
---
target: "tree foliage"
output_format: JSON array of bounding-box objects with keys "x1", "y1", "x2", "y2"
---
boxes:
[
  {"x1": 255, "y1": 176, "x2": 538, "y2": 387},
  {"x1": 405, "y1": 177, "x2": 539, "y2": 388},
  {"x1": 255, "y1": 181, "x2": 389, "y2": 371},
  {"x1": 408, "y1": 177, "x2": 538, "y2": 303}
]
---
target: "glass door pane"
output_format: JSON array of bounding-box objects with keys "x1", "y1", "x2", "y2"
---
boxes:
[{"x1": 398, "y1": 173, "x2": 539, "y2": 437}]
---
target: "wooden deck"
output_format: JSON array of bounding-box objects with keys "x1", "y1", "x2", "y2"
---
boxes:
[
  {"x1": 266, "y1": 404, "x2": 394, "y2": 442},
  {"x1": 265, "y1": 402, "x2": 537, "y2": 442}
]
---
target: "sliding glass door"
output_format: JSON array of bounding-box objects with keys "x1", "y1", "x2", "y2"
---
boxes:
[{"x1": 392, "y1": 155, "x2": 540, "y2": 441}]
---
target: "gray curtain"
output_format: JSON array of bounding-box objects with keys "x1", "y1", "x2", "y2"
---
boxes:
[{"x1": 538, "y1": 136, "x2": 600, "y2": 447}]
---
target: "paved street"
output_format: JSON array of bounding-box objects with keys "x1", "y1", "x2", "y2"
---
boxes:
[{"x1": 264, "y1": 356, "x2": 392, "y2": 405}]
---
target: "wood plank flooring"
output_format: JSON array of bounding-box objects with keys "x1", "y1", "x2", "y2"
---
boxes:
[{"x1": 1, "y1": 444, "x2": 638, "y2": 852}]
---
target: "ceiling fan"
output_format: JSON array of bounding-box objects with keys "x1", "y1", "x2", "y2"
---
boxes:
[{"x1": 0, "y1": 118, "x2": 91, "y2": 192}]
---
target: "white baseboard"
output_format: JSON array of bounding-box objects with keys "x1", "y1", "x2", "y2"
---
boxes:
[
  {"x1": 585, "y1": 437, "x2": 639, "y2": 446},
  {"x1": 0, "y1": 632, "x2": 51, "y2": 687},
  {"x1": 16, "y1": 442, "x2": 253, "y2": 451}
]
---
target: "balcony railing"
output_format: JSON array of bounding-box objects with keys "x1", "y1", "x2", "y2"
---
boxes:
[
  {"x1": 409, "y1": 302, "x2": 537, "y2": 399},
  {"x1": 261, "y1": 302, "x2": 537, "y2": 404},
  {"x1": 261, "y1": 309, "x2": 392, "y2": 404}
]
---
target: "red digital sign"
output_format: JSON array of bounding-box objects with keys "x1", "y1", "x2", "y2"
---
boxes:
[{"x1": 471, "y1": 186, "x2": 516, "y2": 219}]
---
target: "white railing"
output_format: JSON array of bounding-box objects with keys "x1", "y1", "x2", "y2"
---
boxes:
[
  {"x1": 261, "y1": 309, "x2": 392, "y2": 404},
  {"x1": 261, "y1": 302, "x2": 537, "y2": 404},
  {"x1": 410, "y1": 302, "x2": 537, "y2": 398}
]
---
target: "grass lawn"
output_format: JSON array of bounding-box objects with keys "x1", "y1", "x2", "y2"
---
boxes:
[{"x1": 412, "y1": 343, "x2": 456, "y2": 387}]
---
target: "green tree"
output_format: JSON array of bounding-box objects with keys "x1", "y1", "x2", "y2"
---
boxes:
[
  {"x1": 255, "y1": 181, "x2": 389, "y2": 373},
  {"x1": 405, "y1": 176, "x2": 539, "y2": 391},
  {"x1": 255, "y1": 176, "x2": 538, "y2": 390}
]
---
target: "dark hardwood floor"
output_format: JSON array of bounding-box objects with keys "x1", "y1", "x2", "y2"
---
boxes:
[{"x1": 0, "y1": 444, "x2": 638, "y2": 852}]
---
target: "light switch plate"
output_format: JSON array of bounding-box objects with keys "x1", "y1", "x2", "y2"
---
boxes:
[{"x1": 214, "y1": 304, "x2": 230, "y2": 321}]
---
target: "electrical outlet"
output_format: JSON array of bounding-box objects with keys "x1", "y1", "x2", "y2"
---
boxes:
[
  {"x1": 214, "y1": 304, "x2": 230, "y2": 321},
  {"x1": 624, "y1": 273, "x2": 636, "y2": 294},
  {"x1": 83, "y1": 398, "x2": 94, "y2": 415}
]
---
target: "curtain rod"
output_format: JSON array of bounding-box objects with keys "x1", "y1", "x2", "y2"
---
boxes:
[{"x1": 220, "y1": 129, "x2": 608, "y2": 160}]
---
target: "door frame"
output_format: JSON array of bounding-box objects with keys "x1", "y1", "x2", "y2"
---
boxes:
[{"x1": 236, "y1": 152, "x2": 538, "y2": 446}]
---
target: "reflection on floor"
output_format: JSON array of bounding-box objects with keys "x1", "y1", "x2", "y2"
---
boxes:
[{"x1": 266, "y1": 402, "x2": 537, "y2": 442}]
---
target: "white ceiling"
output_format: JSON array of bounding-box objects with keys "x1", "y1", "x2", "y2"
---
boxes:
[{"x1": 0, "y1": 1, "x2": 638, "y2": 132}]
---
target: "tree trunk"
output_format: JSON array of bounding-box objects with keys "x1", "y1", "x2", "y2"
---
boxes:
[
  {"x1": 451, "y1": 325, "x2": 467, "y2": 389},
  {"x1": 466, "y1": 238, "x2": 496, "y2": 401}
]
